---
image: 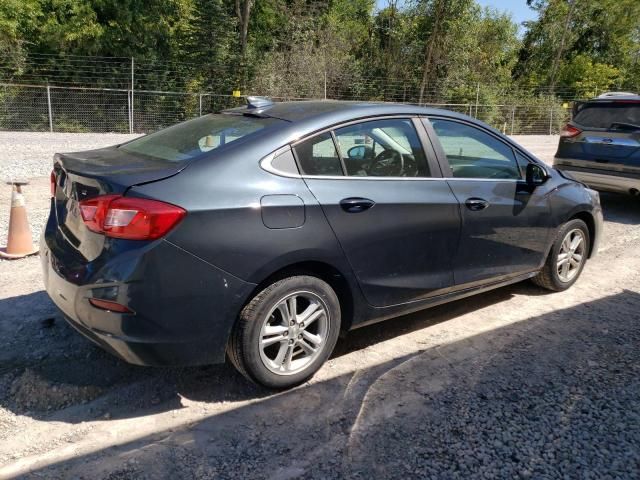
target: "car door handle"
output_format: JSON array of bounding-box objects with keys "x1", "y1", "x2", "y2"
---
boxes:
[
  {"x1": 340, "y1": 197, "x2": 375, "y2": 213},
  {"x1": 465, "y1": 197, "x2": 490, "y2": 211}
]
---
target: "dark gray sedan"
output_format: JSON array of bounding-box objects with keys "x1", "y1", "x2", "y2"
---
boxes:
[{"x1": 42, "y1": 99, "x2": 603, "y2": 388}]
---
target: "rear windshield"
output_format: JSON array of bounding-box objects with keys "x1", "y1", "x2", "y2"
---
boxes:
[
  {"x1": 120, "y1": 114, "x2": 281, "y2": 162},
  {"x1": 573, "y1": 102, "x2": 640, "y2": 129}
]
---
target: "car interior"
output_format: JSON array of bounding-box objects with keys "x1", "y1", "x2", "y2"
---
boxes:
[
  {"x1": 430, "y1": 119, "x2": 523, "y2": 179},
  {"x1": 294, "y1": 119, "x2": 431, "y2": 177}
]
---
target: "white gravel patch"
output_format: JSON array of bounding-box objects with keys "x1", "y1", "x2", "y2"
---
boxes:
[
  {"x1": 2, "y1": 192, "x2": 640, "y2": 477},
  {"x1": 2, "y1": 131, "x2": 640, "y2": 478},
  {"x1": 0, "y1": 132, "x2": 142, "y2": 181},
  {"x1": 512, "y1": 135, "x2": 559, "y2": 165},
  {"x1": 0, "y1": 133, "x2": 140, "y2": 252}
]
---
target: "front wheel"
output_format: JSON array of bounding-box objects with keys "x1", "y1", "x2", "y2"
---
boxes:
[
  {"x1": 227, "y1": 275, "x2": 341, "y2": 389},
  {"x1": 532, "y1": 219, "x2": 590, "y2": 291}
]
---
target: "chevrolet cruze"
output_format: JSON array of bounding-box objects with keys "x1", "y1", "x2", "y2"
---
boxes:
[{"x1": 42, "y1": 99, "x2": 603, "y2": 388}]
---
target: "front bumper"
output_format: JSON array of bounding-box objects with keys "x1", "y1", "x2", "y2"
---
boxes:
[
  {"x1": 41, "y1": 225, "x2": 255, "y2": 366},
  {"x1": 554, "y1": 158, "x2": 640, "y2": 195}
]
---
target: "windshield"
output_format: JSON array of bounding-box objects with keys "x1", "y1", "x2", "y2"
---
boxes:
[
  {"x1": 573, "y1": 102, "x2": 640, "y2": 129},
  {"x1": 120, "y1": 114, "x2": 281, "y2": 162}
]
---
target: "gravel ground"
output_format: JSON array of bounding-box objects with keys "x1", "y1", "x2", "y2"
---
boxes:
[
  {"x1": 0, "y1": 132, "x2": 141, "y2": 181},
  {"x1": 0, "y1": 132, "x2": 140, "y2": 248},
  {"x1": 2, "y1": 133, "x2": 640, "y2": 479}
]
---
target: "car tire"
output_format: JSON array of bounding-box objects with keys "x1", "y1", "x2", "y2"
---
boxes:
[
  {"x1": 532, "y1": 219, "x2": 590, "y2": 292},
  {"x1": 228, "y1": 275, "x2": 341, "y2": 389}
]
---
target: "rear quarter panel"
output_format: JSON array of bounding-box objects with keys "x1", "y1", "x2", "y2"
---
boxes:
[{"x1": 127, "y1": 143, "x2": 357, "y2": 289}]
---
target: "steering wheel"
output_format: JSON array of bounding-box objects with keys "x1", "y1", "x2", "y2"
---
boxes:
[
  {"x1": 369, "y1": 149, "x2": 404, "y2": 176},
  {"x1": 487, "y1": 168, "x2": 516, "y2": 179}
]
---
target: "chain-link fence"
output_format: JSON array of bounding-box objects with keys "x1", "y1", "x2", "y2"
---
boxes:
[
  {"x1": 0, "y1": 83, "x2": 246, "y2": 133},
  {"x1": 0, "y1": 82, "x2": 570, "y2": 135}
]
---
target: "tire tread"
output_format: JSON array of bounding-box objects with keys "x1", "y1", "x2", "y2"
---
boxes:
[{"x1": 228, "y1": 278, "x2": 288, "y2": 383}]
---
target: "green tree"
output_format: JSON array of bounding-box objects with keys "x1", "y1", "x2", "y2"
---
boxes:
[
  {"x1": 559, "y1": 54, "x2": 621, "y2": 97},
  {"x1": 415, "y1": 0, "x2": 476, "y2": 103},
  {"x1": 515, "y1": 0, "x2": 640, "y2": 95},
  {"x1": 0, "y1": 0, "x2": 42, "y2": 67}
]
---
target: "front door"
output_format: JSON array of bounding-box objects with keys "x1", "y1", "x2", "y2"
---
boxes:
[
  {"x1": 293, "y1": 118, "x2": 460, "y2": 307},
  {"x1": 426, "y1": 117, "x2": 553, "y2": 287}
]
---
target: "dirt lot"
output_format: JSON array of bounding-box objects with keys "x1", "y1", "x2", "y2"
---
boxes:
[{"x1": 1, "y1": 134, "x2": 639, "y2": 479}]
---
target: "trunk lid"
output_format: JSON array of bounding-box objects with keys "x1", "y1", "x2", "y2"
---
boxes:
[{"x1": 55, "y1": 146, "x2": 186, "y2": 185}]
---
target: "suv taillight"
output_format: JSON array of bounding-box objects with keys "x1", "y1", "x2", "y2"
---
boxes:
[
  {"x1": 560, "y1": 124, "x2": 582, "y2": 138},
  {"x1": 79, "y1": 195, "x2": 186, "y2": 240},
  {"x1": 50, "y1": 170, "x2": 56, "y2": 197}
]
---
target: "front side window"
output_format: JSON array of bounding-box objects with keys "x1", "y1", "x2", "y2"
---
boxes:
[
  {"x1": 429, "y1": 118, "x2": 521, "y2": 180},
  {"x1": 120, "y1": 113, "x2": 280, "y2": 162},
  {"x1": 335, "y1": 119, "x2": 430, "y2": 177}
]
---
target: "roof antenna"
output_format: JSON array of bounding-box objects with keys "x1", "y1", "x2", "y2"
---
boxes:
[{"x1": 246, "y1": 96, "x2": 274, "y2": 109}]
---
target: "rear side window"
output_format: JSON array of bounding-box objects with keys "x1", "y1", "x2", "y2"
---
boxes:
[
  {"x1": 120, "y1": 114, "x2": 280, "y2": 162},
  {"x1": 573, "y1": 102, "x2": 640, "y2": 129},
  {"x1": 430, "y1": 118, "x2": 521, "y2": 180},
  {"x1": 293, "y1": 132, "x2": 344, "y2": 176}
]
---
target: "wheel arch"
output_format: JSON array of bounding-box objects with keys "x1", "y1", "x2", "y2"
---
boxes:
[
  {"x1": 568, "y1": 210, "x2": 596, "y2": 258},
  {"x1": 241, "y1": 260, "x2": 358, "y2": 333}
]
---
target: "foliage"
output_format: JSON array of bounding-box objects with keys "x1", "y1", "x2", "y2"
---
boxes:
[
  {"x1": 516, "y1": 0, "x2": 640, "y2": 96},
  {"x1": 0, "y1": 0, "x2": 41, "y2": 68},
  {"x1": 0, "y1": 0, "x2": 638, "y2": 101},
  {"x1": 558, "y1": 55, "x2": 621, "y2": 98}
]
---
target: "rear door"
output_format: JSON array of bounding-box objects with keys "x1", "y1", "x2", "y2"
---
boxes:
[
  {"x1": 557, "y1": 100, "x2": 640, "y2": 172},
  {"x1": 425, "y1": 117, "x2": 553, "y2": 287},
  {"x1": 294, "y1": 117, "x2": 461, "y2": 307}
]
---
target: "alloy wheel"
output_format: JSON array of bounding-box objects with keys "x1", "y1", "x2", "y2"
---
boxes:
[
  {"x1": 556, "y1": 228, "x2": 586, "y2": 283},
  {"x1": 259, "y1": 291, "x2": 329, "y2": 375}
]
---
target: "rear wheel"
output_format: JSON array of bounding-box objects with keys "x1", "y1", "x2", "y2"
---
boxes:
[
  {"x1": 533, "y1": 219, "x2": 590, "y2": 291},
  {"x1": 228, "y1": 275, "x2": 341, "y2": 389}
]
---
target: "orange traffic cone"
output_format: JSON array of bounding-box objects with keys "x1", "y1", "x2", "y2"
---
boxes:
[{"x1": 0, "y1": 181, "x2": 39, "y2": 259}]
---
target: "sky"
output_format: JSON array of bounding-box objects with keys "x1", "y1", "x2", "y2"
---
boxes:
[
  {"x1": 475, "y1": 0, "x2": 537, "y2": 26},
  {"x1": 375, "y1": 1, "x2": 538, "y2": 29}
]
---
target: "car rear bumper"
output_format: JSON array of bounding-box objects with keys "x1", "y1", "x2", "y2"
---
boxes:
[
  {"x1": 554, "y1": 158, "x2": 640, "y2": 194},
  {"x1": 41, "y1": 217, "x2": 255, "y2": 367}
]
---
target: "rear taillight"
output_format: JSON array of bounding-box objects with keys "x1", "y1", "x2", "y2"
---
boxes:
[
  {"x1": 79, "y1": 195, "x2": 186, "y2": 240},
  {"x1": 560, "y1": 124, "x2": 582, "y2": 138},
  {"x1": 50, "y1": 170, "x2": 56, "y2": 197}
]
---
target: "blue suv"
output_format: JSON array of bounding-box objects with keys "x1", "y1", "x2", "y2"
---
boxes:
[{"x1": 554, "y1": 92, "x2": 640, "y2": 196}]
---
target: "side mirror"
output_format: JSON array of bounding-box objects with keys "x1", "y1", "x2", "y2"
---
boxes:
[
  {"x1": 347, "y1": 145, "x2": 366, "y2": 159},
  {"x1": 526, "y1": 163, "x2": 549, "y2": 187}
]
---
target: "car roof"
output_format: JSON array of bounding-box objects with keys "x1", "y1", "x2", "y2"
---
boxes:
[
  {"x1": 587, "y1": 92, "x2": 640, "y2": 102},
  {"x1": 224, "y1": 99, "x2": 471, "y2": 124},
  {"x1": 217, "y1": 99, "x2": 537, "y2": 163}
]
